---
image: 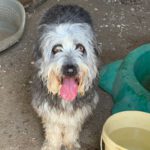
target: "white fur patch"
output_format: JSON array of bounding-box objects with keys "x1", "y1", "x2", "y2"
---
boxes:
[{"x1": 34, "y1": 92, "x2": 98, "y2": 127}]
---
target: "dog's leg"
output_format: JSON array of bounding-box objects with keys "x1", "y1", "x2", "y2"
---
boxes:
[
  {"x1": 41, "y1": 122, "x2": 62, "y2": 150},
  {"x1": 63, "y1": 125, "x2": 81, "y2": 150}
]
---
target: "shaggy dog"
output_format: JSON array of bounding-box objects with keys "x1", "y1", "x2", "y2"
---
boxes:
[{"x1": 32, "y1": 5, "x2": 100, "y2": 150}]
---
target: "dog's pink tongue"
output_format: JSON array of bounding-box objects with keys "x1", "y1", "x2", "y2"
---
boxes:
[{"x1": 60, "y1": 78, "x2": 78, "y2": 101}]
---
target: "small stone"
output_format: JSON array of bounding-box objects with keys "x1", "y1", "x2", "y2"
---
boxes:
[
  {"x1": 29, "y1": 80, "x2": 33, "y2": 84},
  {"x1": 30, "y1": 61, "x2": 35, "y2": 65},
  {"x1": 94, "y1": 8, "x2": 98, "y2": 11},
  {"x1": 117, "y1": 25, "x2": 121, "y2": 28},
  {"x1": 32, "y1": 137, "x2": 36, "y2": 140},
  {"x1": 121, "y1": 24, "x2": 126, "y2": 27},
  {"x1": 131, "y1": 8, "x2": 135, "y2": 11},
  {"x1": 1, "y1": 86, "x2": 4, "y2": 89},
  {"x1": 112, "y1": 47, "x2": 116, "y2": 51}
]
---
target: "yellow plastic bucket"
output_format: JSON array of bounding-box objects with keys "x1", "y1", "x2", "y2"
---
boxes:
[{"x1": 100, "y1": 111, "x2": 150, "y2": 150}]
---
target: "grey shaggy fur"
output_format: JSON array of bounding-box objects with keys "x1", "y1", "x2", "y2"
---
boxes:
[{"x1": 32, "y1": 5, "x2": 100, "y2": 150}]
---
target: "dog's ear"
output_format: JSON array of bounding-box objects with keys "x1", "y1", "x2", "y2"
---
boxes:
[
  {"x1": 33, "y1": 41, "x2": 42, "y2": 61},
  {"x1": 93, "y1": 37, "x2": 102, "y2": 69},
  {"x1": 93, "y1": 37, "x2": 101, "y2": 57},
  {"x1": 94, "y1": 47, "x2": 101, "y2": 57}
]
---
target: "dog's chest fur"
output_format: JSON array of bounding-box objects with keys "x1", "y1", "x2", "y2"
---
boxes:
[
  {"x1": 32, "y1": 76, "x2": 98, "y2": 126},
  {"x1": 41, "y1": 102, "x2": 92, "y2": 127}
]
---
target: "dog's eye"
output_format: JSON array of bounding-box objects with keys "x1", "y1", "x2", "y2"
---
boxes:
[
  {"x1": 76, "y1": 44, "x2": 86, "y2": 53},
  {"x1": 52, "y1": 44, "x2": 62, "y2": 54}
]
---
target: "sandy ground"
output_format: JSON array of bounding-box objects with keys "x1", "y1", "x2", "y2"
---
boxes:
[{"x1": 0, "y1": 0, "x2": 150, "y2": 149}]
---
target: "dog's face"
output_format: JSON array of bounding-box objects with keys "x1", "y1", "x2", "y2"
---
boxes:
[{"x1": 38, "y1": 23, "x2": 99, "y2": 101}]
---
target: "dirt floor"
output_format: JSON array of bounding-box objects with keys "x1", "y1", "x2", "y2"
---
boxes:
[{"x1": 0, "y1": 0, "x2": 150, "y2": 150}]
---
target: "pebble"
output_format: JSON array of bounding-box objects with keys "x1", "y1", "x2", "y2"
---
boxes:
[
  {"x1": 117, "y1": 25, "x2": 121, "y2": 28},
  {"x1": 31, "y1": 137, "x2": 36, "y2": 141},
  {"x1": 131, "y1": 8, "x2": 135, "y2": 12},
  {"x1": 94, "y1": 8, "x2": 98, "y2": 11},
  {"x1": 1, "y1": 86, "x2": 4, "y2": 89},
  {"x1": 30, "y1": 61, "x2": 35, "y2": 65},
  {"x1": 29, "y1": 81, "x2": 33, "y2": 84}
]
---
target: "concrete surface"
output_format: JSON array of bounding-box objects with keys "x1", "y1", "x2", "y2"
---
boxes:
[{"x1": 0, "y1": 0, "x2": 150, "y2": 149}]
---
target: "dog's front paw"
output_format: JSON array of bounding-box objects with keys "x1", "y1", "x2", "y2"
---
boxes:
[
  {"x1": 66, "y1": 142, "x2": 81, "y2": 150},
  {"x1": 41, "y1": 141, "x2": 60, "y2": 150},
  {"x1": 41, "y1": 142, "x2": 50, "y2": 150}
]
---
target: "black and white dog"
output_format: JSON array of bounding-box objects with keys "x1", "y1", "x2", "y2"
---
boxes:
[{"x1": 32, "y1": 5, "x2": 100, "y2": 150}]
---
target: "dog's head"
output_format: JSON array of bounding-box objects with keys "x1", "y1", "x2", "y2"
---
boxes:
[{"x1": 36, "y1": 23, "x2": 100, "y2": 101}]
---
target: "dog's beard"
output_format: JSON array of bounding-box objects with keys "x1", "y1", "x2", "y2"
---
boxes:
[{"x1": 46, "y1": 64, "x2": 89, "y2": 101}]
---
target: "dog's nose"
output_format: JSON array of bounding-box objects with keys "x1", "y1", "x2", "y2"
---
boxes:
[{"x1": 62, "y1": 64, "x2": 78, "y2": 76}]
